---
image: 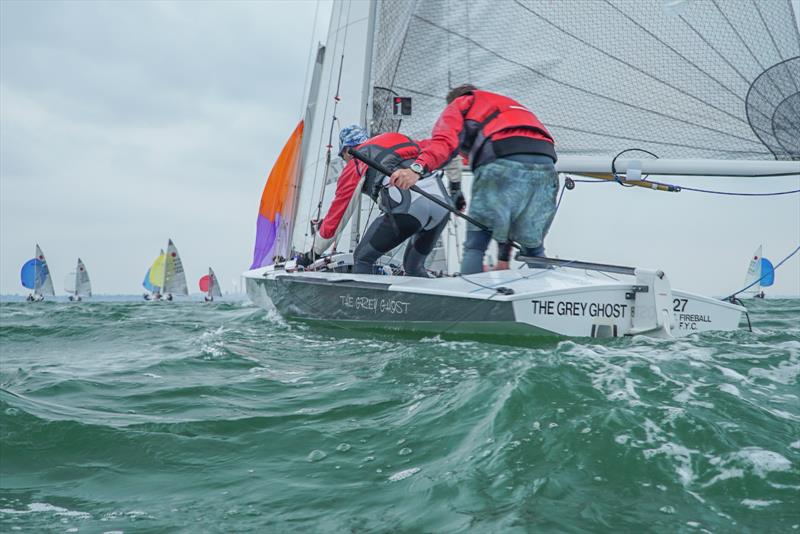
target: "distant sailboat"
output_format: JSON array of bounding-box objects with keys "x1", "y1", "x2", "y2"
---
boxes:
[
  {"x1": 742, "y1": 246, "x2": 775, "y2": 299},
  {"x1": 21, "y1": 244, "x2": 56, "y2": 302},
  {"x1": 143, "y1": 249, "x2": 165, "y2": 301},
  {"x1": 163, "y1": 239, "x2": 188, "y2": 300},
  {"x1": 143, "y1": 239, "x2": 188, "y2": 301},
  {"x1": 199, "y1": 267, "x2": 222, "y2": 302},
  {"x1": 64, "y1": 258, "x2": 92, "y2": 301}
]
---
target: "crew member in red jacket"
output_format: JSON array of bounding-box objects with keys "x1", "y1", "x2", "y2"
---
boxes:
[
  {"x1": 300, "y1": 125, "x2": 453, "y2": 276},
  {"x1": 390, "y1": 85, "x2": 559, "y2": 274}
]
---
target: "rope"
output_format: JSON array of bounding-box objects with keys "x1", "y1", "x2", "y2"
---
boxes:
[
  {"x1": 724, "y1": 245, "x2": 800, "y2": 300},
  {"x1": 727, "y1": 296, "x2": 753, "y2": 332}
]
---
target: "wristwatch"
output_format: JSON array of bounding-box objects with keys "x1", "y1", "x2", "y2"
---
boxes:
[{"x1": 409, "y1": 162, "x2": 424, "y2": 176}]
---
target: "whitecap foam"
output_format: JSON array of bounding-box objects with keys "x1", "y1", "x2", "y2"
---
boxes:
[
  {"x1": 734, "y1": 448, "x2": 792, "y2": 477},
  {"x1": 704, "y1": 447, "x2": 792, "y2": 487},
  {"x1": 718, "y1": 383, "x2": 740, "y2": 397},
  {"x1": 748, "y1": 359, "x2": 800, "y2": 386},
  {"x1": 0, "y1": 502, "x2": 91, "y2": 519},
  {"x1": 388, "y1": 467, "x2": 420, "y2": 482},
  {"x1": 642, "y1": 442, "x2": 698, "y2": 486},
  {"x1": 716, "y1": 365, "x2": 747, "y2": 382},
  {"x1": 741, "y1": 499, "x2": 781, "y2": 509}
]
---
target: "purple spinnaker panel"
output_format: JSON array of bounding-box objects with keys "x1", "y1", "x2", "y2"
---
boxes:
[{"x1": 250, "y1": 213, "x2": 281, "y2": 269}]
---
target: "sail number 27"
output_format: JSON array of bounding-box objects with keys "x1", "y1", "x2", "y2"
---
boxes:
[{"x1": 673, "y1": 298, "x2": 688, "y2": 312}]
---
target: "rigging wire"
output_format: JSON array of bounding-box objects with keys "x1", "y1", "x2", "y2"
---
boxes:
[
  {"x1": 301, "y1": 1, "x2": 350, "y2": 253},
  {"x1": 298, "y1": 0, "x2": 322, "y2": 116},
  {"x1": 672, "y1": 185, "x2": 800, "y2": 196},
  {"x1": 311, "y1": 1, "x2": 353, "y2": 255}
]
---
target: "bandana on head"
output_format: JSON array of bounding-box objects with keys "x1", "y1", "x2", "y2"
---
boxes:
[{"x1": 338, "y1": 125, "x2": 369, "y2": 155}]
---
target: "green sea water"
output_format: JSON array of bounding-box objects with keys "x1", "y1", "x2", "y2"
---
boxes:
[{"x1": 1, "y1": 298, "x2": 798, "y2": 533}]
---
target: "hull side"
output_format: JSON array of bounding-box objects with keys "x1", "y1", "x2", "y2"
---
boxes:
[{"x1": 245, "y1": 270, "x2": 744, "y2": 339}]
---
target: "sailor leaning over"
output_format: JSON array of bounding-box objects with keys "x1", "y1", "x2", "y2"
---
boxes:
[
  {"x1": 298, "y1": 125, "x2": 454, "y2": 277},
  {"x1": 390, "y1": 85, "x2": 559, "y2": 274}
]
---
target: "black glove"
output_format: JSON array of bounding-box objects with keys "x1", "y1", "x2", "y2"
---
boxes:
[
  {"x1": 296, "y1": 251, "x2": 316, "y2": 267},
  {"x1": 449, "y1": 181, "x2": 466, "y2": 212},
  {"x1": 497, "y1": 242, "x2": 512, "y2": 262}
]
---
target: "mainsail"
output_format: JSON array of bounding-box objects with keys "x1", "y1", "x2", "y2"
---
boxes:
[
  {"x1": 742, "y1": 245, "x2": 764, "y2": 296},
  {"x1": 64, "y1": 258, "x2": 92, "y2": 298},
  {"x1": 369, "y1": 0, "x2": 800, "y2": 165},
  {"x1": 75, "y1": 258, "x2": 91, "y2": 297},
  {"x1": 163, "y1": 239, "x2": 188, "y2": 296}
]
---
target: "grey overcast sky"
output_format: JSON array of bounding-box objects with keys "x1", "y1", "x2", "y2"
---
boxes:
[
  {"x1": 1, "y1": 0, "x2": 331, "y2": 295},
  {"x1": 1, "y1": 0, "x2": 799, "y2": 297}
]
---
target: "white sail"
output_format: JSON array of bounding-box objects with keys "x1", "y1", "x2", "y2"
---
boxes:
[
  {"x1": 63, "y1": 259, "x2": 91, "y2": 297},
  {"x1": 75, "y1": 258, "x2": 91, "y2": 297},
  {"x1": 742, "y1": 245, "x2": 763, "y2": 297},
  {"x1": 370, "y1": 0, "x2": 800, "y2": 164},
  {"x1": 34, "y1": 244, "x2": 55, "y2": 297},
  {"x1": 208, "y1": 267, "x2": 222, "y2": 298},
  {"x1": 163, "y1": 239, "x2": 188, "y2": 296},
  {"x1": 291, "y1": 0, "x2": 374, "y2": 256}
]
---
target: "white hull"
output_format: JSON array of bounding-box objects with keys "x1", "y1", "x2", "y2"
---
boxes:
[{"x1": 244, "y1": 258, "x2": 743, "y2": 340}]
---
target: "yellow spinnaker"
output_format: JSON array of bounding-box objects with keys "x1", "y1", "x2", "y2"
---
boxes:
[{"x1": 148, "y1": 253, "x2": 166, "y2": 287}]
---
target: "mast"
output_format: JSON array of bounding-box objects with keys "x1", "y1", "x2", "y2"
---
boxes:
[
  {"x1": 160, "y1": 248, "x2": 166, "y2": 292},
  {"x1": 285, "y1": 44, "x2": 326, "y2": 258},
  {"x1": 350, "y1": 0, "x2": 378, "y2": 248},
  {"x1": 33, "y1": 244, "x2": 39, "y2": 297},
  {"x1": 74, "y1": 259, "x2": 79, "y2": 297}
]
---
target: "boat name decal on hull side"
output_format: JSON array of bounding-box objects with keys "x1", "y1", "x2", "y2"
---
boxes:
[
  {"x1": 339, "y1": 294, "x2": 410, "y2": 315},
  {"x1": 676, "y1": 313, "x2": 712, "y2": 330},
  {"x1": 531, "y1": 300, "x2": 628, "y2": 318}
]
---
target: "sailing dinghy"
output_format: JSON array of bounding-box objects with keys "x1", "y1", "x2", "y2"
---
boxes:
[
  {"x1": 64, "y1": 258, "x2": 92, "y2": 301},
  {"x1": 21, "y1": 244, "x2": 56, "y2": 302},
  {"x1": 143, "y1": 239, "x2": 189, "y2": 301},
  {"x1": 741, "y1": 246, "x2": 775, "y2": 299},
  {"x1": 199, "y1": 268, "x2": 222, "y2": 302},
  {"x1": 143, "y1": 249, "x2": 165, "y2": 301},
  {"x1": 244, "y1": 0, "x2": 799, "y2": 339}
]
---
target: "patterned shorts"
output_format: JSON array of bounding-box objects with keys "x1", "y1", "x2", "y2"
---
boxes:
[{"x1": 468, "y1": 158, "x2": 559, "y2": 249}]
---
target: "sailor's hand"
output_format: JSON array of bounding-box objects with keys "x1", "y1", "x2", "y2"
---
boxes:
[
  {"x1": 296, "y1": 251, "x2": 315, "y2": 267},
  {"x1": 310, "y1": 218, "x2": 321, "y2": 235},
  {"x1": 451, "y1": 190, "x2": 466, "y2": 212},
  {"x1": 390, "y1": 168, "x2": 420, "y2": 190}
]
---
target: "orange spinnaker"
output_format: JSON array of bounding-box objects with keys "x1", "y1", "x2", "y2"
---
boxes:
[
  {"x1": 251, "y1": 120, "x2": 304, "y2": 268},
  {"x1": 259, "y1": 120, "x2": 304, "y2": 220}
]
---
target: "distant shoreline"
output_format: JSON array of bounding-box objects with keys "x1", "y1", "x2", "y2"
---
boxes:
[{"x1": 0, "y1": 294, "x2": 249, "y2": 303}]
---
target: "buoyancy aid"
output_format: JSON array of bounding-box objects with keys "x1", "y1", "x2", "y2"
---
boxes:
[
  {"x1": 355, "y1": 133, "x2": 420, "y2": 201},
  {"x1": 462, "y1": 90, "x2": 556, "y2": 168}
]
